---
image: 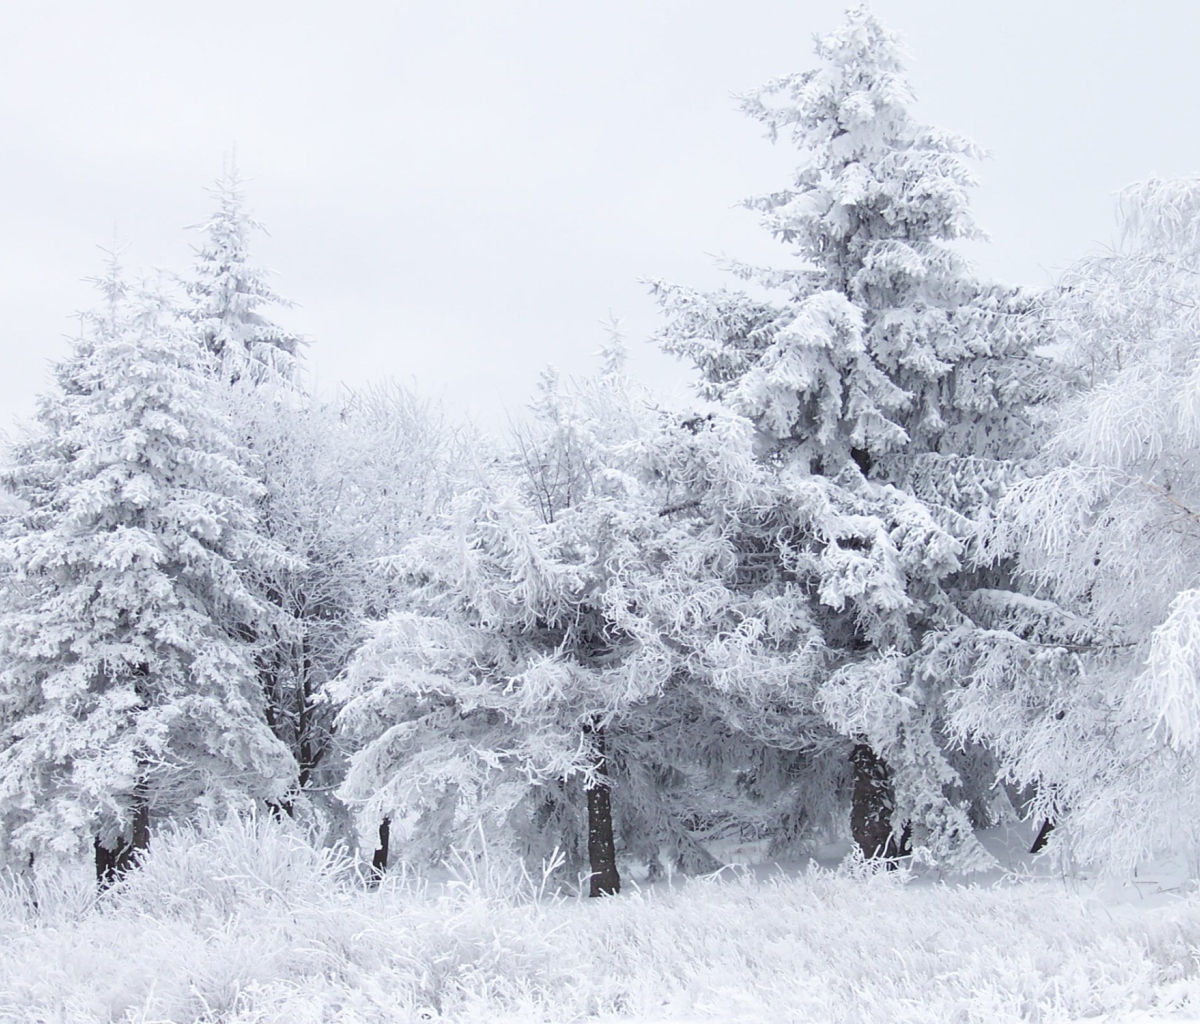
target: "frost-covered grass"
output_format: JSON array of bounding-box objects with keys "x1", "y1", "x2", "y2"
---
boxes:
[{"x1": 2, "y1": 818, "x2": 1200, "y2": 1023}]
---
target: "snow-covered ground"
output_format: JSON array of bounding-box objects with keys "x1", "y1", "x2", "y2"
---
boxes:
[{"x1": 2, "y1": 817, "x2": 1200, "y2": 1023}]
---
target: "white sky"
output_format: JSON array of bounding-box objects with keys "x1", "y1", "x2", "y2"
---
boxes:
[{"x1": 2, "y1": 1, "x2": 1199, "y2": 432}]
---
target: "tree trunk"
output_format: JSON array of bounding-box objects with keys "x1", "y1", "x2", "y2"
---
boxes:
[
  {"x1": 130, "y1": 797, "x2": 149, "y2": 854},
  {"x1": 94, "y1": 792, "x2": 150, "y2": 888},
  {"x1": 297, "y1": 636, "x2": 316, "y2": 789},
  {"x1": 850, "y1": 743, "x2": 906, "y2": 861},
  {"x1": 585, "y1": 726, "x2": 620, "y2": 897},
  {"x1": 94, "y1": 836, "x2": 120, "y2": 888},
  {"x1": 98, "y1": 678, "x2": 153, "y2": 888},
  {"x1": 371, "y1": 817, "x2": 390, "y2": 879},
  {"x1": 1030, "y1": 818, "x2": 1055, "y2": 854}
]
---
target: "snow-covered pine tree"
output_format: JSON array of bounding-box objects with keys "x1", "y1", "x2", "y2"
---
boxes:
[
  {"x1": 945, "y1": 177, "x2": 1200, "y2": 869},
  {"x1": 180, "y1": 170, "x2": 466, "y2": 838},
  {"x1": 333, "y1": 351, "x2": 836, "y2": 889},
  {"x1": 184, "y1": 165, "x2": 303, "y2": 382},
  {"x1": 333, "y1": 362, "x2": 657, "y2": 894},
  {"x1": 652, "y1": 4, "x2": 1049, "y2": 869},
  {"x1": 0, "y1": 254, "x2": 297, "y2": 878},
  {"x1": 182, "y1": 171, "x2": 330, "y2": 816}
]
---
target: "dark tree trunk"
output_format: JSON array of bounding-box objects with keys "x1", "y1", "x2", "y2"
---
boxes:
[
  {"x1": 585, "y1": 726, "x2": 620, "y2": 897},
  {"x1": 850, "y1": 743, "x2": 907, "y2": 861},
  {"x1": 1030, "y1": 818, "x2": 1055, "y2": 854},
  {"x1": 371, "y1": 817, "x2": 390, "y2": 879},
  {"x1": 95, "y1": 793, "x2": 150, "y2": 888},
  {"x1": 297, "y1": 638, "x2": 316, "y2": 789},
  {"x1": 130, "y1": 798, "x2": 149, "y2": 853},
  {"x1": 94, "y1": 836, "x2": 120, "y2": 888}
]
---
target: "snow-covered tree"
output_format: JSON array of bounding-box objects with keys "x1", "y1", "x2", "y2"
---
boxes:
[
  {"x1": 226, "y1": 380, "x2": 465, "y2": 827},
  {"x1": 332, "y1": 363, "x2": 657, "y2": 893},
  {"x1": 0, "y1": 255, "x2": 297, "y2": 877},
  {"x1": 183, "y1": 172, "x2": 332, "y2": 813},
  {"x1": 946, "y1": 177, "x2": 1200, "y2": 869},
  {"x1": 183, "y1": 166, "x2": 303, "y2": 382},
  {"x1": 179, "y1": 170, "x2": 465, "y2": 839},
  {"x1": 652, "y1": 4, "x2": 1050, "y2": 869},
  {"x1": 333, "y1": 353, "x2": 846, "y2": 890}
]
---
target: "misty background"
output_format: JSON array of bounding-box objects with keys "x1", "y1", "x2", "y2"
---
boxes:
[{"x1": 2, "y1": 0, "x2": 1198, "y2": 431}]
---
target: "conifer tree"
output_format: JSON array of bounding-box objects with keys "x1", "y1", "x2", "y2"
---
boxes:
[
  {"x1": 182, "y1": 171, "x2": 328, "y2": 811},
  {"x1": 0, "y1": 254, "x2": 296, "y2": 875},
  {"x1": 653, "y1": 4, "x2": 1049, "y2": 869},
  {"x1": 333, "y1": 364, "x2": 654, "y2": 892},
  {"x1": 181, "y1": 174, "x2": 460, "y2": 832},
  {"x1": 333, "y1": 354, "x2": 826, "y2": 888},
  {"x1": 184, "y1": 165, "x2": 303, "y2": 381}
]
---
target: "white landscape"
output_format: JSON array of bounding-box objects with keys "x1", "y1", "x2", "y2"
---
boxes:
[
  {"x1": 1, "y1": 816, "x2": 1198, "y2": 1023},
  {"x1": 3, "y1": 2, "x2": 1200, "y2": 1022}
]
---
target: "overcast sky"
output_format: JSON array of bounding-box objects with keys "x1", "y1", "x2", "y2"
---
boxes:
[{"x1": 3, "y1": 1, "x2": 1199, "y2": 432}]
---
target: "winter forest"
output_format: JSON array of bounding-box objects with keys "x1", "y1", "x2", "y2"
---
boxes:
[{"x1": 5, "y1": 5, "x2": 1200, "y2": 1022}]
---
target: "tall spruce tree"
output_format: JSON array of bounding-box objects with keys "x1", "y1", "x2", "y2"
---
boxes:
[
  {"x1": 653, "y1": 4, "x2": 1049, "y2": 869},
  {"x1": 182, "y1": 175, "x2": 461, "y2": 834},
  {"x1": 0, "y1": 254, "x2": 296, "y2": 876},
  {"x1": 182, "y1": 173, "x2": 323, "y2": 811}
]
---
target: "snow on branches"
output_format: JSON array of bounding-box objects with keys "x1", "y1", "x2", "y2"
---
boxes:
[
  {"x1": 956, "y1": 177, "x2": 1200, "y2": 869},
  {"x1": 651, "y1": 3, "x2": 1053, "y2": 872}
]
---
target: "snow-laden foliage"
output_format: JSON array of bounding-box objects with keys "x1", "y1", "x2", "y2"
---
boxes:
[
  {"x1": 183, "y1": 165, "x2": 304, "y2": 381},
  {"x1": 656, "y1": 5, "x2": 1046, "y2": 475},
  {"x1": 182, "y1": 172, "x2": 468, "y2": 831},
  {"x1": 334, "y1": 361, "x2": 707, "y2": 872},
  {"x1": 7, "y1": 0, "x2": 1200, "y2": 910},
  {"x1": 218, "y1": 377, "x2": 465, "y2": 832},
  {"x1": 334, "y1": 353, "x2": 858, "y2": 877},
  {"x1": 650, "y1": 4, "x2": 1050, "y2": 870},
  {"x1": 0, "y1": 256, "x2": 296, "y2": 863},
  {"x1": 948, "y1": 177, "x2": 1200, "y2": 869}
]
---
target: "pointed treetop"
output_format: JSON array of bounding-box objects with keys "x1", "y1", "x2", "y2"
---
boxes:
[
  {"x1": 741, "y1": 2, "x2": 984, "y2": 266},
  {"x1": 185, "y1": 163, "x2": 304, "y2": 380},
  {"x1": 90, "y1": 242, "x2": 130, "y2": 334},
  {"x1": 654, "y1": 3, "x2": 1044, "y2": 472}
]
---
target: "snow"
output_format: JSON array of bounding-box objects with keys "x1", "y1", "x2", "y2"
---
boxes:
[{"x1": 2, "y1": 815, "x2": 1200, "y2": 1023}]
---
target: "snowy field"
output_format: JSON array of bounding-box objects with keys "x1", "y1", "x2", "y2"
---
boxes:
[{"x1": 2, "y1": 818, "x2": 1200, "y2": 1024}]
